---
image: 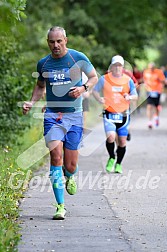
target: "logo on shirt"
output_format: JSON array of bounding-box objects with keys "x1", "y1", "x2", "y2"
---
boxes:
[{"x1": 112, "y1": 86, "x2": 123, "y2": 92}]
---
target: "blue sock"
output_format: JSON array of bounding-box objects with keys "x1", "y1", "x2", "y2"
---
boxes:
[
  {"x1": 50, "y1": 166, "x2": 64, "y2": 204},
  {"x1": 65, "y1": 165, "x2": 78, "y2": 178}
]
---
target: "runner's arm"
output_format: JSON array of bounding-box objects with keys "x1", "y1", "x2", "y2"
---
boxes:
[
  {"x1": 23, "y1": 80, "x2": 46, "y2": 114},
  {"x1": 92, "y1": 90, "x2": 105, "y2": 104}
]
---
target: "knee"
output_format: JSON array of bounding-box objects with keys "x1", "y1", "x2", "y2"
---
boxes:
[
  {"x1": 107, "y1": 134, "x2": 115, "y2": 143},
  {"x1": 65, "y1": 162, "x2": 77, "y2": 174},
  {"x1": 50, "y1": 150, "x2": 63, "y2": 166},
  {"x1": 119, "y1": 141, "x2": 126, "y2": 147},
  {"x1": 118, "y1": 138, "x2": 126, "y2": 147}
]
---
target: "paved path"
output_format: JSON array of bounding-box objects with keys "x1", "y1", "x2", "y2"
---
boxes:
[{"x1": 18, "y1": 106, "x2": 167, "y2": 252}]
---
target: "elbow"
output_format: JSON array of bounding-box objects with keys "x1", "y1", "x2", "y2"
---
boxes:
[{"x1": 93, "y1": 76, "x2": 98, "y2": 85}]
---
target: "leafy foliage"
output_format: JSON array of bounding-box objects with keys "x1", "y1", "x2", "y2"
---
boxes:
[
  {"x1": 0, "y1": 38, "x2": 33, "y2": 146},
  {"x1": 0, "y1": 0, "x2": 32, "y2": 146},
  {"x1": 85, "y1": 0, "x2": 167, "y2": 62},
  {"x1": 0, "y1": 0, "x2": 27, "y2": 33},
  {"x1": 62, "y1": 0, "x2": 167, "y2": 63}
]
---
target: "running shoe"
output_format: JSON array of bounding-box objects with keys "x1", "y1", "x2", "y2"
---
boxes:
[
  {"x1": 154, "y1": 117, "x2": 159, "y2": 127},
  {"x1": 53, "y1": 204, "x2": 66, "y2": 220},
  {"x1": 106, "y1": 158, "x2": 115, "y2": 173},
  {"x1": 148, "y1": 122, "x2": 153, "y2": 129},
  {"x1": 127, "y1": 133, "x2": 131, "y2": 141},
  {"x1": 66, "y1": 176, "x2": 77, "y2": 195},
  {"x1": 115, "y1": 163, "x2": 122, "y2": 174}
]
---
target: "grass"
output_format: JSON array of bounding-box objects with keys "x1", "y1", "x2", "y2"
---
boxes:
[
  {"x1": 0, "y1": 109, "x2": 46, "y2": 251},
  {"x1": 0, "y1": 147, "x2": 27, "y2": 251}
]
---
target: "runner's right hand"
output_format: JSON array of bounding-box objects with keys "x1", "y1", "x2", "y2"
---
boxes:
[{"x1": 23, "y1": 101, "x2": 33, "y2": 115}]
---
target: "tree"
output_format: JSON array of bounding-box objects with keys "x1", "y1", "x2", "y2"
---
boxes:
[
  {"x1": 62, "y1": 0, "x2": 167, "y2": 63},
  {"x1": 84, "y1": 0, "x2": 167, "y2": 62},
  {"x1": 0, "y1": 0, "x2": 26, "y2": 33}
]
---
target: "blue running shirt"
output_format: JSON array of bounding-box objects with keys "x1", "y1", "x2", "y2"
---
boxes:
[{"x1": 37, "y1": 49, "x2": 93, "y2": 113}]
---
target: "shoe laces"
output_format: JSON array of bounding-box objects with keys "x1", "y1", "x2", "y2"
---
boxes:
[{"x1": 53, "y1": 203, "x2": 65, "y2": 210}]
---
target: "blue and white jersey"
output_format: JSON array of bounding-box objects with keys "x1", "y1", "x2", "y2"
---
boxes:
[{"x1": 37, "y1": 49, "x2": 93, "y2": 113}]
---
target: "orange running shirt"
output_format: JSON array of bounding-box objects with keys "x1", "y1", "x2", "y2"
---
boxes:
[
  {"x1": 143, "y1": 68, "x2": 165, "y2": 93},
  {"x1": 103, "y1": 73, "x2": 130, "y2": 113}
]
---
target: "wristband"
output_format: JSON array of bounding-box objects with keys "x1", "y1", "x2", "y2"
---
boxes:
[{"x1": 82, "y1": 84, "x2": 89, "y2": 91}]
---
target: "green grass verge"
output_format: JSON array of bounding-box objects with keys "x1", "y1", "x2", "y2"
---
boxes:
[{"x1": 0, "y1": 112, "x2": 45, "y2": 251}]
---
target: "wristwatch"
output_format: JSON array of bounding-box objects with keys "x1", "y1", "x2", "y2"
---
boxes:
[{"x1": 82, "y1": 83, "x2": 89, "y2": 91}]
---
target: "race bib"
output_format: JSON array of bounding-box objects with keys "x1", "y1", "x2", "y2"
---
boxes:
[
  {"x1": 108, "y1": 113, "x2": 123, "y2": 123},
  {"x1": 149, "y1": 91, "x2": 159, "y2": 98},
  {"x1": 49, "y1": 68, "x2": 71, "y2": 86}
]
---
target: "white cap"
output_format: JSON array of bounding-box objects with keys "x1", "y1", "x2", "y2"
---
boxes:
[{"x1": 111, "y1": 55, "x2": 124, "y2": 66}]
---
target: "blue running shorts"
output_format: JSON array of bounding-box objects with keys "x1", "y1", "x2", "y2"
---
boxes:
[
  {"x1": 103, "y1": 112, "x2": 130, "y2": 137},
  {"x1": 44, "y1": 109, "x2": 83, "y2": 150}
]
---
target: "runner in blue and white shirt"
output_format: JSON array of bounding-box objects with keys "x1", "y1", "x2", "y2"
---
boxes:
[{"x1": 23, "y1": 26, "x2": 98, "y2": 220}]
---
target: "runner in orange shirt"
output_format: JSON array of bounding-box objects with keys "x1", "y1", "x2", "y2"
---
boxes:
[
  {"x1": 93, "y1": 55, "x2": 138, "y2": 174},
  {"x1": 143, "y1": 62, "x2": 165, "y2": 129}
]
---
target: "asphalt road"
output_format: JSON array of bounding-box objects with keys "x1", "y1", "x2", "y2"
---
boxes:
[{"x1": 18, "y1": 105, "x2": 167, "y2": 252}]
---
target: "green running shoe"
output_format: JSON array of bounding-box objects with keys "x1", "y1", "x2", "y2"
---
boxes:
[
  {"x1": 53, "y1": 204, "x2": 66, "y2": 220},
  {"x1": 115, "y1": 163, "x2": 122, "y2": 174},
  {"x1": 66, "y1": 176, "x2": 77, "y2": 195},
  {"x1": 106, "y1": 158, "x2": 115, "y2": 173}
]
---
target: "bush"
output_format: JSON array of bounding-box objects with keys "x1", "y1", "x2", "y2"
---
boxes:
[{"x1": 0, "y1": 38, "x2": 34, "y2": 146}]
